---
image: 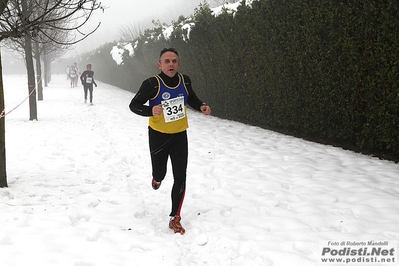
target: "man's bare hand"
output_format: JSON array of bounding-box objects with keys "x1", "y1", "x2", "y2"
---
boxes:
[
  {"x1": 152, "y1": 104, "x2": 163, "y2": 116},
  {"x1": 200, "y1": 105, "x2": 211, "y2": 116}
]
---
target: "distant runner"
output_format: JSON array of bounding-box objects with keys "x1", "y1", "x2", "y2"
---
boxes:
[{"x1": 80, "y1": 64, "x2": 98, "y2": 105}]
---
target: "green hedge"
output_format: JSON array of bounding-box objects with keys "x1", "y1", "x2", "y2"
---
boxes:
[{"x1": 79, "y1": 0, "x2": 399, "y2": 161}]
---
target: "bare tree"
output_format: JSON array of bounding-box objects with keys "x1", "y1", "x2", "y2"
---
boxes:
[
  {"x1": 3, "y1": 0, "x2": 103, "y2": 108},
  {"x1": 40, "y1": 17, "x2": 73, "y2": 86},
  {"x1": 33, "y1": 19, "x2": 71, "y2": 99},
  {"x1": 0, "y1": 0, "x2": 104, "y2": 188},
  {"x1": 4, "y1": 19, "x2": 72, "y2": 100},
  {"x1": 119, "y1": 22, "x2": 145, "y2": 42},
  {"x1": 0, "y1": 0, "x2": 11, "y2": 188}
]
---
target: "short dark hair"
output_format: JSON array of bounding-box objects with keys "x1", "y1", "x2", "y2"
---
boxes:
[{"x1": 159, "y1": 48, "x2": 179, "y2": 61}]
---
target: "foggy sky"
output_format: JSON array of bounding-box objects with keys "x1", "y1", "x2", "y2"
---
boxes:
[{"x1": 73, "y1": 0, "x2": 206, "y2": 55}]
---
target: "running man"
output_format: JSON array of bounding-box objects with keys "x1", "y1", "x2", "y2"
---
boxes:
[
  {"x1": 80, "y1": 64, "x2": 98, "y2": 105},
  {"x1": 129, "y1": 48, "x2": 211, "y2": 234}
]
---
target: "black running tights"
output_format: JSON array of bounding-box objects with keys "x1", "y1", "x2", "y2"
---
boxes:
[
  {"x1": 148, "y1": 127, "x2": 188, "y2": 217},
  {"x1": 83, "y1": 85, "x2": 93, "y2": 103}
]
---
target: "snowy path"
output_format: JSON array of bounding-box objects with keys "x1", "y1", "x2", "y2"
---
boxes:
[{"x1": 1, "y1": 74, "x2": 398, "y2": 266}]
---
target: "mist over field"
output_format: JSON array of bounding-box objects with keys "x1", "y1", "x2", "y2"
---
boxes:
[{"x1": 1, "y1": 0, "x2": 210, "y2": 73}]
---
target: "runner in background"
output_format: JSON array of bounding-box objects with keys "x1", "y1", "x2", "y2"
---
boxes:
[
  {"x1": 69, "y1": 65, "x2": 78, "y2": 88},
  {"x1": 80, "y1": 64, "x2": 97, "y2": 105}
]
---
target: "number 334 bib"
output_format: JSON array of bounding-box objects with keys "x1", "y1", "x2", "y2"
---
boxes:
[{"x1": 161, "y1": 96, "x2": 185, "y2": 123}]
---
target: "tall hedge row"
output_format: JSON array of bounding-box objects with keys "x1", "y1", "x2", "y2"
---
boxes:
[{"x1": 81, "y1": 0, "x2": 399, "y2": 161}]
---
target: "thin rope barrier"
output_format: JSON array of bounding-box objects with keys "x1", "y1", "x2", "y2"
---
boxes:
[{"x1": 0, "y1": 79, "x2": 40, "y2": 119}]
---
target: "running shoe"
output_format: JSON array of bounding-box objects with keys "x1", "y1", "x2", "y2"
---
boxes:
[
  {"x1": 151, "y1": 178, "x2": 161, "y2": 190},
  {"x1": 169, "y1": 215, "x2": 185, "y2": 234}
]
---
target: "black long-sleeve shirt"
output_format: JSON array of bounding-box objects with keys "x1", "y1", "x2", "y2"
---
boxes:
[
  {"x1": 129, "y1": 72, "x2": 205, "y2": 117},
  {"x1": 80, "y1": 70, "x2": 97, "y2": 87}
]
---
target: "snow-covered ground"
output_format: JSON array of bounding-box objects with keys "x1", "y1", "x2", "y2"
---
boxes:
[{"x1": 1, "y1": 74, "x2": 398, "y2": 265}]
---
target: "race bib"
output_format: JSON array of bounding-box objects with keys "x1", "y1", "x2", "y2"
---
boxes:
[
  {"x1": 86, "y1": 77, "x2": 93, "y2": 83},
  {"x1": 161, "y1": 96, "x2": 185, "y2": 123}
]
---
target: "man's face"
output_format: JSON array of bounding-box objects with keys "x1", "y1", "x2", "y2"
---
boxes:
[{"x1": 158, "y1": 51, "x2": 180, "y2": 78}]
